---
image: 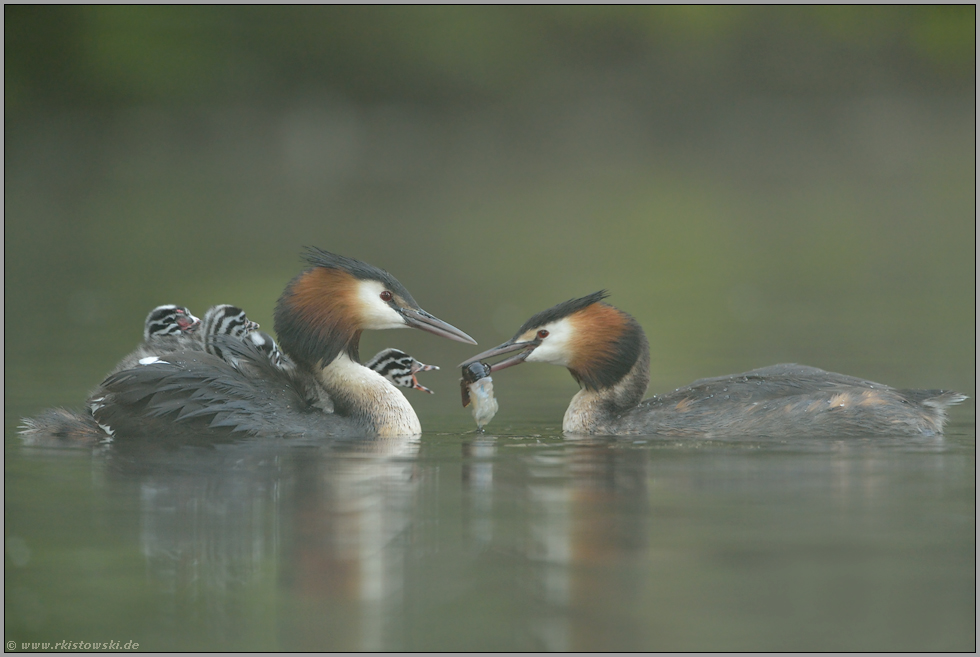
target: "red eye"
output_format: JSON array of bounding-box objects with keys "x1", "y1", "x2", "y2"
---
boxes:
[
  {"x1": 380, "y1": 290, "x2": 393, "y2": 302},
  {"x1": 537, "y1": 329, "x2": 549, "y2": 339}
]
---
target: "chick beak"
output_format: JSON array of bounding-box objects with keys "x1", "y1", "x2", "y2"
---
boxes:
[
  {"x1": 411, "y1": 376, "x2": 435, "y2": 394},
  {"x1": 410, "y1": 360, "x2": 439, "y2": 374},
  {"x1": 400, "y1": 307, "x2": 477, "y2": 345},
  {"x1": 410, "y1": 359, "x2": 437, "y2": 393},
  {"x1": 180, "y1": 315, "x2": 202, "y2": 334},
  {"x1": 459, "y1": 339, "x2": 538, "y2": 373}
]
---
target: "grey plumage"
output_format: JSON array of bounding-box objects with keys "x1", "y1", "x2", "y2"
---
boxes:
[
  {"x1": 92, "y1": 336, "x2": 365, "y2": 439},
  {"x1": 618, "y1": 364, "x2": 966, "y2": 437}
]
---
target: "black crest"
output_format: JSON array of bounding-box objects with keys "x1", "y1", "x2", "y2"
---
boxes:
[
  {"x1": 514, "y1": 290, "x2": 609, "y2": 338},
  {"x1": 302, "y1": 247, "x2": 417, "y2": 308}
]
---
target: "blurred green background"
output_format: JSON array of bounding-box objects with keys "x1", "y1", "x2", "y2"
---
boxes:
[{"x1": 5, "y1": 6, "x2": 975, "y2": 427}]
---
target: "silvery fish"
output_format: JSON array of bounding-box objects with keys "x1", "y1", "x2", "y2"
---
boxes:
[{"x1": 461, "y1": 361, "x2": 498, "y2": 430}]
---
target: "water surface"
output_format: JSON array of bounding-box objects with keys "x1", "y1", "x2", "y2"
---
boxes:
[{"x1": 5, "y1": 404, "x2": 975, "y2": 651}]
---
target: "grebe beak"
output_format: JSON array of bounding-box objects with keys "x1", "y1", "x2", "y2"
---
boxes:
[
  {"x1": 459, "y1": 338, "x2": 539, "y2": 372},
  {"x1": 399, "y1": 307, "x2": 477, "y2": 345}
]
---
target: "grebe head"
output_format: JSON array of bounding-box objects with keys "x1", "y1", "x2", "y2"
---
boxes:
[
  {"x1": 143, "y1": 305, "x2": 200, "y2": 342},
  {"x1": 460, "y1": 291, "x2": 645, "y2": 391},
  {"x1": 275, "y1": 248, "x2": 476, "y2": 370}
]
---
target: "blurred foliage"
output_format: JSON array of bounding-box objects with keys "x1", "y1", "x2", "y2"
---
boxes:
[{"x1": 5, "y1": 5, "x2": 975, "y2": 110}]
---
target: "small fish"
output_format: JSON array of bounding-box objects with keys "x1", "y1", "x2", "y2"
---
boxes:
[{"x1": 461, "y1": 361, "x2": 498, "y2": 430}]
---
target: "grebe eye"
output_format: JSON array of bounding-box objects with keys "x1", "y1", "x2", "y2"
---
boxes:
[
  {"x1": 537, "y1": 329, "x2": 549, "y2": 339},
  {"x1": 380, "y1": 290, "x2": 393, "y2": 302}
]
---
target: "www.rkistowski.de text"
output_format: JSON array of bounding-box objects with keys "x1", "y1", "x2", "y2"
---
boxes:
[{"x1": 6, "y1": 640, "x2": 139, "y2": 651}]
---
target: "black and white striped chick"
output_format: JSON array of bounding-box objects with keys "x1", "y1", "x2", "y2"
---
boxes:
[
  {"x1": 36, "y1": 248, "x2": 477, "y2": 441},
  {"x1": 106, "y1": 304, "x2": 201, "y2": 376},
  {"x1": 461, "y1": 291, "x2": 966, "y2": 438},
  {"x1": 365, "y1": 348, "x2": 439, "y2": 394},
  {"x1": 200, "y1": 304, "x2": 260, "y2": 362},
  {"x1": 21, "y1": 304, "x2": 200, "y2": 444},
  {"x1": 247, "y1": 330, "x2": 287, "y2": 368},
  {"x1": 88, "y1": 304, "x2": 263, "y2": 438}
]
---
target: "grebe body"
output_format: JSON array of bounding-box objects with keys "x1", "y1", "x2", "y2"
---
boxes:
[
  {"x1": 22, "y1": 249, "x2": 475, "y2": 442},
  {"x1": 461, "y1": 292, "x2": 966, "y2": 438}
]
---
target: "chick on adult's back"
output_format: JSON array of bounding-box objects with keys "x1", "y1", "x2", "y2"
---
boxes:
[{"x1": 24, "y1": 249, "x2": 476, "y2": 442}]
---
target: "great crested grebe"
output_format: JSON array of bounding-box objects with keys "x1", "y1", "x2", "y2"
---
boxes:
[
  {"x1": 460, "y1": 291, "x2": 966, "y2": 437},
  {"x1": 199, "y1": 304, "x2": 259, "y2": 361},
  {"x1": 108, "y1": 303, "x2": 259, "y2": 378},
  {"x1": 22, "y1": 249, "x2": 475, "y2": 442},
  {"x1": 105, "y1": 304, "x2": 201, "y2": 376},
  {"x1": 365, "y1": 348, "x2": 439, "y2": 394},
  {"x1": 203, "y1": 305, "x2": 439, "y2": 411}
]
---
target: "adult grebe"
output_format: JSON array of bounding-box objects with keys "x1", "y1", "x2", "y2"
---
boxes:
[
  {"x1": 22, "y1": 249, "x2": 475, "y2": 442},
  {"x1": 460, "y1": 291, "x2": 966, "y2": 437}
]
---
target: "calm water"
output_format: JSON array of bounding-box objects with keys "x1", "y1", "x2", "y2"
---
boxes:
[{"x1": 5, "y1": 401, "x2": 975, "y2": 651}]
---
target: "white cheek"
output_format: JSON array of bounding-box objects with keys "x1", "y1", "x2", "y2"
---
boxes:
[
  {"x1": 524, "y1": 320, "x2": 574, "y2": 367},
  {"x1": 357, "y1": 280, "x2": 409, "y2": 330}
]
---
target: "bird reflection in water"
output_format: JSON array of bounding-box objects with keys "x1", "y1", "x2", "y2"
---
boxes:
[
  {"x1": 104, "y1": 434, "x2": 420, "y2": 651},
  {"x1": 276, "y1": 435, "x2": 420, "y2": 651},
  {"x1": 57, "y1": 428, "x2": 961, "y2": 651},
  {"x1": 455, "y1": 434, "x2": 653, "y2": 651}
]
